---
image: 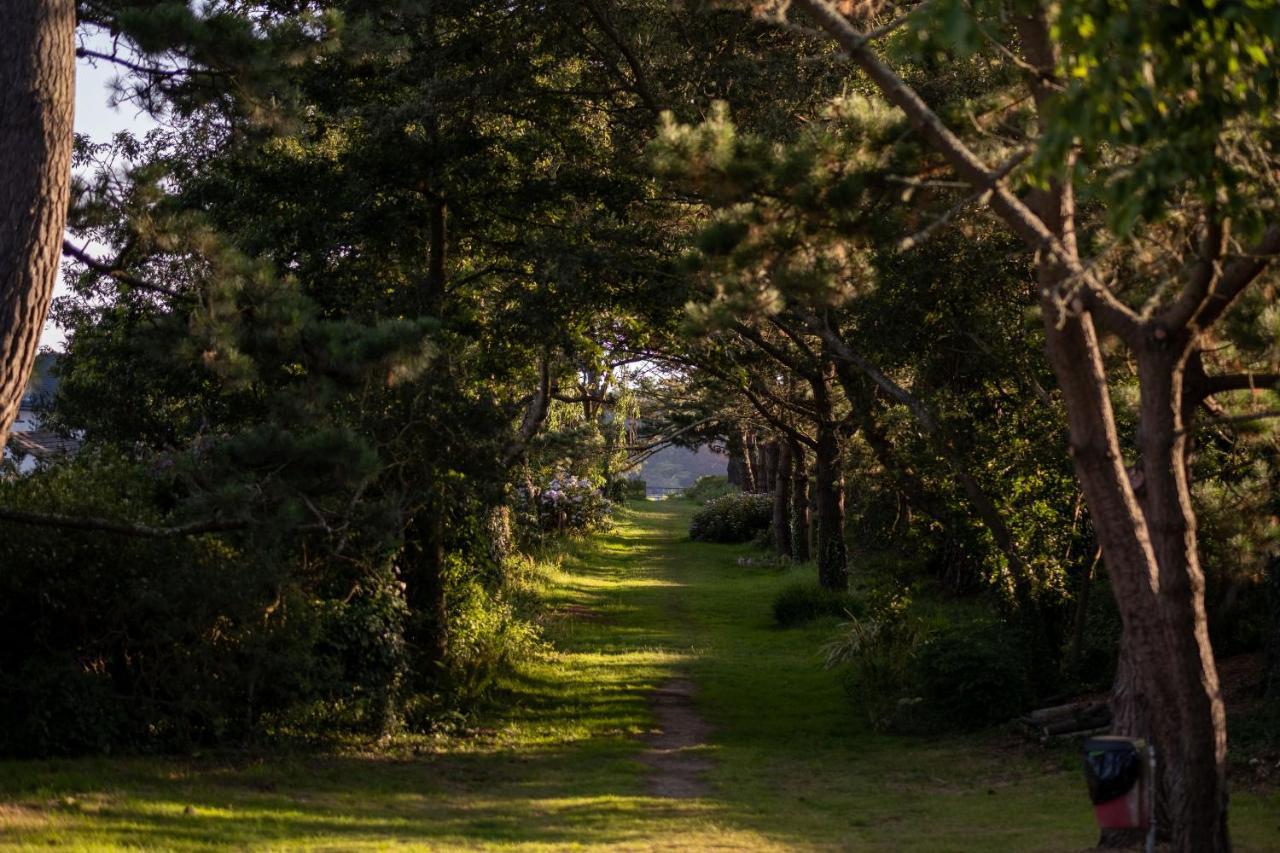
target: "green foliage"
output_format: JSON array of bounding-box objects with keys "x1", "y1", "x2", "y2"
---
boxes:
[
  {"x1": 914, "y1": 623, "x2": 1033, "y2": 731},
  {"x1": 688, "y1": 491, "x2": 773, "y2": 543},
  {"x1": 0, "y1": 451, "x2": 408, "y2": 755},
  {"x1": 621, "y1": 478, "x2": 648, "y2": 500},
  {"x1": 682, "y1": 474, "x2": 737, "y2": 504},
  {"x1": 1044, "y1": 0, "x2": 1280, "y2": 233},
  {"x1": 437, "y1": 577, "x2": 540, "y2": 703},
  {"x1": 824, "y1": 590, "x2": 1032, "y2": 732},
  {"x1": 515, "y1": 473, "x2": 613, "y2": 537},
  {"x1": 824, "y1": 598, "x2": 925, "y2": 732},
  {"x1": 772, "y1": 581, "x2": 862, "y2": 628}
]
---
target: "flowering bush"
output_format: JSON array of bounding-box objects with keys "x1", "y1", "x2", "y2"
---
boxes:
[
  {"x1": 688, "y1": 491, "x2": 773, "y2": 542},
  {"x1": 516, "y1": 472, "x2": 612, "y2": 534}
]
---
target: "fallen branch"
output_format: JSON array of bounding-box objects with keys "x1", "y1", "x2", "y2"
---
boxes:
[{"x1": 0, "y1": 507, "x2": 247, "y2": 538}]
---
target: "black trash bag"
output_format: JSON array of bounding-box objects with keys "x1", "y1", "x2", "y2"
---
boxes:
[{"x1": 1083, "y1": 737, "x2": 1142, "y2": 804}]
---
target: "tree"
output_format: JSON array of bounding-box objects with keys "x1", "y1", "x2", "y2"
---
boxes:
[
  {"x1": 1, "y1": 0, "x2": 338, "y2": 451},
  {"x1": 0, "y1": 0, "x2": 75, "y2": 450},
  {"x1": 758, "y1": 1, "x2": 1280, "y2": 846}
]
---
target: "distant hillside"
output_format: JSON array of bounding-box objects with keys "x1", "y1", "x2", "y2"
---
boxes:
[{"x1": 636, "y1": 444, "x2": 726, "y2": 490}]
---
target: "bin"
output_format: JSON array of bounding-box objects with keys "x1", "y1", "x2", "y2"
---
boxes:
[{"x1": 1083, "y1": 736, "x2": 1149, "y2": 830}]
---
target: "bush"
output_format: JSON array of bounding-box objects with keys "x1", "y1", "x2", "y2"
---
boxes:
[
  {"x1": 0, "y1": 451, "x2": 411, "y2": 755},
  {"x1": 913, "y1": 622, "x2": 1033, "y2": 730},
  {"x1": 772, "y1": 582, "x2": 862, "y2": 627},
  {"x1": 824, "y1": 590, "x2": 1032, "y2": 733},
  {"x1": 688, "y1": 491, "x2": 772, "y2": 542},
  {"x1": 683, "y1": 475, "x2": 738, "y2": 504},
  {"x1": 824, "y1": 598, "x2": 923, "y2": 731},
  {"x1": 515, "y1": 472, "x2": 612, "y2": 534},
  {"x1": 441, "y1": 573, "x2": 540, "y2": 701},
  {"x1": 623, "y1": 478, "x2": 648, "y2": 499}
]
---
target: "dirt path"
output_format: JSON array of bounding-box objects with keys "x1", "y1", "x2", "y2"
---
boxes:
[{"x1": 638, "y1": 677, "x2": 713, "y2": 798}]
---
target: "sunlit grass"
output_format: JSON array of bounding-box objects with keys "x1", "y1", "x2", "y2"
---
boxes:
[{"x1": 0, "y1": 501, "x2": 1275, "y2": 851}]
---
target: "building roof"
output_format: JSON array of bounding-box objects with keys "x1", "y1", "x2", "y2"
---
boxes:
[{"x1": 7, "y1": 429, "x2": 81, "y2": 460}]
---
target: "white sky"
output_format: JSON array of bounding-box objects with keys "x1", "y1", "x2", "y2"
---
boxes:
[{"x1": 42, "y1": 41, "x2": 160, "y2": 350}]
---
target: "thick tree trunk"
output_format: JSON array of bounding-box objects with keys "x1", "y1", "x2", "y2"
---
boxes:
[
  {"x1": 1041, "y1": 308, "x2": 1228, "y2": 853},
  {"x1": 773, "y1": 439, "x2": 793, "y2": 557},
  {"x1": 1135, "y1": 344, "x2": 1228, "y2": 851},
  {"x1": 790, "y1": 441, "x2": 811, "y2": 562},
  {"x1": 0, "y1": 0, "x2": 75, "y2": 449}
]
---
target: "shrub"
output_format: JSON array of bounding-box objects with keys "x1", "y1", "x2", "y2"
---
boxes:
[
  {"x1": 441, "y1": 574, "x2": 540, "y2": 701},
  {"x1": 623, "y1": 478, "x2": 648, "y2": 499},
  {"x1": 683, "y1": 475, "x2": 737, "y2": 504},
  {"x1": 913, "y1": 622, "x2": 1033, "y2": 730},
  {"x1": 0, "y1": 451, "x2": 411, "y2": 755},
  {"x1": 515, "y1": 472, "x2": 612, "y2": 534},
  {"x1": 688, "y1": 491, "x2": 772, "y2": 542},
  {"x1": 824, "y1": 590, "x2": 1032, "y2": 733},
  {"x1": 824, "y1": 600, "x2": 923, "y2": 732},
  {"x1": 772, "y1": 582, "x2": 863, "y2": 627}
]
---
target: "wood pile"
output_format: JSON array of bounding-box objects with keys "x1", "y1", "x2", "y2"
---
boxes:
[{"x1": 1018, "y1": 700, "x2": 1111, "y2": 743}]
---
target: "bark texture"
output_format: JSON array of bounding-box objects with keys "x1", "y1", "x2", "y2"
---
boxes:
[{"x1": 0, "y1": 0, "x2": 75, "y2": 450}]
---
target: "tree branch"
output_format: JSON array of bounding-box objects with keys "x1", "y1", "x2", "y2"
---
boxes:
[
  {"x1": 1196, "y1": 372, "x2": 1280, "y2": 401},
  {"x1": 0, "y1": 507, "x2": 241, "y2": 538},
  {"x1": 1181, "y1": 223, "x2": 1280, "y2": 332},
  {"x1": 75, "y1": 46, "x2": 183, "y2": 79},
  {"x1": 581, "y1": 0, "x2": 661, "y2": 115},
  {"x1": 502, "y1": 355, "x2": 554, "y2": 467},
  {"x1": 62, "y1": 240, "x2": 183, "y2": 298},
  {"x1": 790, "y1": 0, "x2": 1142, "y2": 345},
  {"x1": 1156, "y1": 213, "x2": 1227, "y2": 331}
]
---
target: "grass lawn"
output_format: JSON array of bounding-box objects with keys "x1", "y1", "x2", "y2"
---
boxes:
[{"x1": 1, "y1": 500, "x2": 1276, "y2": 850}]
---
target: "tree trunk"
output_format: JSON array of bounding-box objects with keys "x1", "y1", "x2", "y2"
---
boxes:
[
  {"x1": 0, "y1": 0, "x2": 75, "y2": 449},
  {"x1": 752, "y1": 438, "x2": 769, "y2": 494},
  {"x1": 813, "y1": 419, "x2": 847, "y2": 589},
  {"x1": 790, "y1": 441, "x2": 811, "y2": 562},
  {"x1": 763, "y1": 440, "x2": 779, "y2": 498},
  {"x1": 740, "y1": 427, "x2": 758, "y2": 492},
  {"x1": 1041, "y1": 307, "x2": 1228, "y2": 853},
  {"x1": 727, "y1": 430, "x2": 748, "y2": 489},
  {"x1": 773, "y1": 439, "x2": 793, "y2": 557},
  {"x1": 1065, "y1": 548, "x2": 1101, "y2": 678},
  {"x1": 1265, "y1": 555, "x2": 1280, "y2": 699},
  {"x1": 403, "y1": 503, "x2": 449, "y2": 680}
]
